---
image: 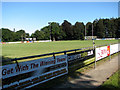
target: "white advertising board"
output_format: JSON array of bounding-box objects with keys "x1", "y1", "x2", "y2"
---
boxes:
[
  {"x1": 110, "y1": 43, "x2": 120, "y2": 55},
  {"x1": 87, "y1": 50, "x2": 93, "y2": 56},
  {"x1": 1, "y1": 55, "x2": 68, "y2": 89},
  {"x1": 96, "y1": 46, "x2": 110, "y2": 61}
]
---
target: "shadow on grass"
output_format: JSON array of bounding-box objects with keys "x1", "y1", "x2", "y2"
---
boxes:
[
  {"x1": 30, "y1": 57, "x2": 98, "y2": 89},
  {"x1": 30, "y1": 52, "x2": 120, "y2": 89},
  {"x1": 30, "y1": 72, "x2": 98, "y2": 89},
  {"x1": 2, "y1": 56, "x2": 14, "y2": 65}
]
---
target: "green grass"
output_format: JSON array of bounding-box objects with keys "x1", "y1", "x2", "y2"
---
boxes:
[
  {"x1": 2, "y1": 40, "x2": 118, "y2": 59},
  {"x1": 99, "y1": 69, "x2": 120, "y2": 89}
]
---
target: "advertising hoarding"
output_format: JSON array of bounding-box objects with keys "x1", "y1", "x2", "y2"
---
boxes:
[
  {"x1": 1, "y1": 55, "x2": 68, "y2": 89},
  {"x1": 96, "y1": 46, "x2": 110, "y2": 61}
]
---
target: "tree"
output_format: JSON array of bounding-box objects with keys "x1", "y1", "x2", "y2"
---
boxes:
[
  {"x1": 15, "y1": 30, "x2": 26, "y2": 41},
  {"x1": 116, "y1": 18, "x2": 120, "y2": 38},
  {"x1": 31, "y1": 30, "x2": 45, "y2": 40},
  {"x1": 73, "y1": 22, "x2": 85, "y2": 40},
  {"x1": 50, "y1": 22, "x2": 61, "y2": 41},
  {"x1": 1, "y1": 17, "x2": 120, "y2": 42},
  {"x1": 61, "y1": 20, "x2": 73, "y2": 40},
  {"x1": 93, "y1": 19, "x2": 99, "y2": 36},
  {"x1": 96, "y1": 19, "x2": 105, "y2": 38},
  {"x1": 41, "y1": 26, "x2": 50, "y2": 40},
  {"x1": 1, "y1": 28, "x2": 15, "y2": 42},
  {"x1": 86, "y1": 22, "x2": 92, "y2": 36}
]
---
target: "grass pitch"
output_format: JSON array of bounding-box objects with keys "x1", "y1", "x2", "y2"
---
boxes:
[{"x1": 2, "y1": 40, "x2": 118, "y2": 59}]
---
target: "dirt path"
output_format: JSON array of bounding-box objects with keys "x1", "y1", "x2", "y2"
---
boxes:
[{"x1": 53, "y1": 54, "x2": 119, "y2": 89}]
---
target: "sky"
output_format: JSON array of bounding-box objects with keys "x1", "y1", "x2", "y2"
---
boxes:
[{"x1": 1, "y1": 1, "x2": 119, "y2": 35}]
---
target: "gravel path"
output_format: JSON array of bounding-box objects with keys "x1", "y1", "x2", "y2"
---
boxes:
[{"x1": 53, "y1": 53, "x2": 119, "y2": 89}]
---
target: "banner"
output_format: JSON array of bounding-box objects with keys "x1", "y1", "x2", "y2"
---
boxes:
[
  {"x1": 96, "y1": 46, "x2": 110, "y2": 61},
  {"x1": 110, "y1": 44, "x2": 120, "y2": 55},
  {"x1": 68, "y1": 50, "x2": 94, "y2": 61},
  {"x1": 1, "y1": 55, "x2": 68, "y2": 89}
]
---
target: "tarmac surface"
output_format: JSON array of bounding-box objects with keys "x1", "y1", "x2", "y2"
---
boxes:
[{"x1": 53, "y1": 53, "x2": 119, "y2": 89}]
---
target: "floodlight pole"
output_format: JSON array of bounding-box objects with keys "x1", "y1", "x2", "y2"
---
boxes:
[
  {"x1": 92, "y1": 23, "x2": 95, "y2": 49},
  {"x1": 85, "y1": 24, "x2": 86, "y2": 40},
  {"x1": 48, "y1": 22, "x2": 52, "y2": 42},
  {"x1": 92, "y1": 23, "x2": 93, "y2": 40}
]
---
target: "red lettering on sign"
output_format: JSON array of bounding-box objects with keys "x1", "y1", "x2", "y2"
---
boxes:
[
  {"x1": 57, "y1": 58, "x2": 66, "y2": 62},
  {"x1": 101, "y1": 49, "x2": 107, "y2": 55},
  {"x1": 31, "y1": 63, "x2": 39, "y2": 69},
  {"x1": 2, "y1": 68, "x2": 13, "y2": 76},
  {"x1": 40, "y1": 60, "x2": 56, "y2": 66},
  {"x1": 15, "y1": 65, "x2": 29, "y2": 72}
]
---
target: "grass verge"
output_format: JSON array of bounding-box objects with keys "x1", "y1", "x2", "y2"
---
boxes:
[{"x1": 98, "y1": 69, "x2": 120, "y2": 89}]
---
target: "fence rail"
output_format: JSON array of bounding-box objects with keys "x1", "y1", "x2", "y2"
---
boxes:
[
  {"x1": 10, "y1": 43, "x2": 117, "y2": 62},
  {"x1": 1, "y1": 42, "x2": 119, "y2": 89}
]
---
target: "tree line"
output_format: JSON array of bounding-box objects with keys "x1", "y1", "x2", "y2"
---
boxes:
[{"x1": 1, "y1": 17, "x2": 120, "y2": 42}]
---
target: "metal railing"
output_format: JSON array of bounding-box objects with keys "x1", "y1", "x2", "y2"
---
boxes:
[{"x1": 10, "y1": 43, "x2": 118, "y2": 62}]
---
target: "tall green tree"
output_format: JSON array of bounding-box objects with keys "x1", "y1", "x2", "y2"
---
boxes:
[
  {"x1": 116, "y1": 18, "x2": 120, "y2": 38},
  {"x1": 15, "y1": 30, "x2": 26, "y2": 41},
  {"x1": 50, "y1": 22, "x2": 61, "y2": 41},
  {"x1": 73, "y1": 22, "x2": 84, "y2": 40},
  {"x1": 93, "y1": 19, "x2": 99, "y2": 36},
  {"x1": 31, "y1": 30, "x2": 45, "y2": 40},
  {"x1": 1, "y1": 28, "x2": 15, "y2": 42},
  {"x1": 41, "y1": 26, "x2": 50, "y2": 40},
  {"x1": 96, "y1": 19, "x2": 105, "y2": 38},
  {"x1": 86, "y1": 22, "x2": 92, "y2": 36},
  {"x1": 61, "y1": 20, "x2": 73, "y2": 40}
]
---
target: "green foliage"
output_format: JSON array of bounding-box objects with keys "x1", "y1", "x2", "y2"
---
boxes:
[
  {"x1": 15, "y1": 30, "x2": 26, "y2": 41},
  {"x1": 61, "y1": 20, "x2": 73, "y2": 40},
  {"x1": 41, "y1": 26, "x2": 50, "y2": 40},
  {"x1": 1, "y1": 28, "x2": 29, "y2": 42},
  {"x1": 96, "y1": 19, "x2": 106, "y2": 38},
  {"x1": 86, "y1": 22, "x2": 92, "y2": 36},
  {"x1": 31, "y1": 30, "x2": 45, "y2": 40},
  {"x1": 1, "y1": 28, "x2": 16, "y2": 42},
  {"x1": 50, "y1": 22, "x2": 61, "y2": 41},
  {"x1": 100, "y1": 69, "x2": 120, "y2": 89},
  {"x1": 73, "y1": 22, "x2": 85, "y2": 40},
  {"x1": 1, "y1": 18, "x2": 120, "y2": 42}
]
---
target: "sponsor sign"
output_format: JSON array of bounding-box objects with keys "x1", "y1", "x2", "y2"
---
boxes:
[
  {"x1": 110, "y1": 44, "x2": 119, "y2": 55},
  {"x1": 68, "y1": 50, "x2": 94, "y2": 61},
  {"x1": 87, "y1": 50, "x2": 93, "y2": 56},
  {"x1": 68, "y1": 54, "x2": 81, "y2": 61},
  {"x1": 96, "y1": 46, "x2": 110, "y2": 61},
  {"x1": 1, "y1": 55, "x2": 68, "y2": 89}
]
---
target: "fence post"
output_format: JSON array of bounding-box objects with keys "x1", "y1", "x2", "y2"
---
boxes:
[
  {"x1": 53, "y1": 52, "x2": 55, "y2": 59},
  {"x1": 94, "y1": 46, "x2": 96, "y2": 69},
  {"x1": 64, "y1": 51, "x2": 66, "y2": 55}
]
